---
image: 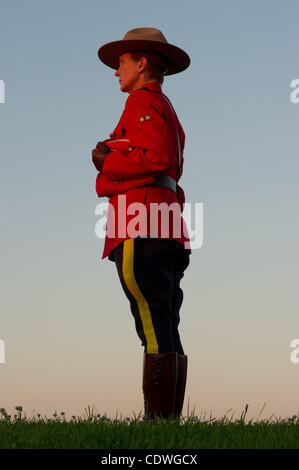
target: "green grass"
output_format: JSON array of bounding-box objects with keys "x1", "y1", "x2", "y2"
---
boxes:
[{"x1": 1, "y1": 404, "x2": 299, "y2": 449}]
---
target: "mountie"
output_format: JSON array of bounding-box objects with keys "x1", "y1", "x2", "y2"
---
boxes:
[
  {"x1": 100, "y1": 454, "x2": 135, "y2": 467},
  {"x1": 93, "y1": 27, "x2": 191, "y2": 422}
]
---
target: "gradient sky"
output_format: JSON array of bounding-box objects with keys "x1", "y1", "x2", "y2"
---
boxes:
[{"x1": 1, "y1": 0, "x2": 299, "y2": 422}]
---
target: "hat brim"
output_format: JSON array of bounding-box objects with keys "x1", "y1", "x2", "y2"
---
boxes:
[{"x1": 98, "y1": 39, "x2": 190, "y2": 75}]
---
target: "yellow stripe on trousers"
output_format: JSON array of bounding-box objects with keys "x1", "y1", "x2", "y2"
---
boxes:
[{"x1": 122, "y1": 238, "x2": 159, "y2": 354}]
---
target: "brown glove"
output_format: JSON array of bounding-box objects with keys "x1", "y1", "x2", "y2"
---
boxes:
[
  {"x1": 92, "y1": 141, "x2": 110, "y2": 171},
  {"x1": 96, "y1": 141, "x2": 110, "y2": 153}
]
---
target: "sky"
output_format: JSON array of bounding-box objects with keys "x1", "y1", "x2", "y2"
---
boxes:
[{"x1": 1, "y1": 0, "x2": 299, "y2": 422}]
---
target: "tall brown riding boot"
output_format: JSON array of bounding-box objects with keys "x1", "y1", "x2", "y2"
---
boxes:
[
  {"x1": 142, "y1": 352, "x2": 178, "y2": 420},
  {"x1": 174, "y1": 354, "x2": 188, "y2": 417}
]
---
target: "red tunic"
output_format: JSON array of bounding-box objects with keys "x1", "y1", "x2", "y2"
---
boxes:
[{"x1": 95, "y1": 81, "x2": 191, "y2": 260}]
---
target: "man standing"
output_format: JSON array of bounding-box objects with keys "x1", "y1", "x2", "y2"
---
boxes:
[{"x1": 92, "y1": 28, "x2": 191, "y2": 420}]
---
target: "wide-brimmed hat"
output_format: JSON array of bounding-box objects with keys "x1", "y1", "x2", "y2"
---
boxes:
[{"x1": 98, "y1": 27, "x2": 190, "y2": 75}]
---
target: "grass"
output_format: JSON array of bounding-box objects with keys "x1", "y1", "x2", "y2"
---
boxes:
[{"x1": 1, "y1": 404, "x2": 299, "y2": 449}]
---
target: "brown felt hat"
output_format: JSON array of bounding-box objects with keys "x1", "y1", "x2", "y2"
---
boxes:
[{"x1": 98, "y1": 27, "x2": 190, "y2": 75}]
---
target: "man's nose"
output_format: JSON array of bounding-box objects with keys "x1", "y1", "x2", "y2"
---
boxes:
[{"x1": 115, "y1": 69, "x2": 120, "y2": 77}]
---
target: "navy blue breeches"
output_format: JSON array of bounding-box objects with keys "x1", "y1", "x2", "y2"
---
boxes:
[{"x1": 110, "y1": 237, "x2": 190, "y2": 354}]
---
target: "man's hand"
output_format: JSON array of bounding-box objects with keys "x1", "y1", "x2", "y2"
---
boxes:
[{"x1": 92, "y1": 142, "x2": 110, "y2": 171}]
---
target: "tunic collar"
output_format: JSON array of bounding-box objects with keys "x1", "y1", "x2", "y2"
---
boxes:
[{"x1": 139, "y1": 81, "x2": 162, "y2": 93}]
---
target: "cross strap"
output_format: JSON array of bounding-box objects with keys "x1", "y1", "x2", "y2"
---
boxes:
[{"x1": 141, "y1": 87, "x2": 182, "y2": 180}]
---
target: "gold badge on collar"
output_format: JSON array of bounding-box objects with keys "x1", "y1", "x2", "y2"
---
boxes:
[{"x1": 139, "y1": 114, "x2": 151, "y2": 122}]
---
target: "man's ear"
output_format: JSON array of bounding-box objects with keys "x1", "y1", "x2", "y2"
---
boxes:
[{"x1": 138, "y1": 56, "x2": 148, "y2": 73}]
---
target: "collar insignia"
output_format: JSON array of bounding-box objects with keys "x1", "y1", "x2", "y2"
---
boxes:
[{"x1": 139, "y1": 114, "x2": 152, "y2": 122}]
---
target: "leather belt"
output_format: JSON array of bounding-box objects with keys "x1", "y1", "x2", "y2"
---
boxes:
[
  {"x1": 107, "y1": 175, "x2": 178, "y2": 202},
  {"x1": 145, "y1": 174, "x2": 177, "y2": 195}
]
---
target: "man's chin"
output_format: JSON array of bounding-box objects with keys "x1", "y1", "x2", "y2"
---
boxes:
[{"x1": 119, "y1": 83, "x2": 130, "y2": 93}]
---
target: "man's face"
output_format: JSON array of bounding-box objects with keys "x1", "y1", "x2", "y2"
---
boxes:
[{"x1": 114, "y1": 52, "x2": 142, "y2": 93}]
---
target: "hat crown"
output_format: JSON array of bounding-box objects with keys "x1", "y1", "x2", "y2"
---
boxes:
[{"x1": 122, "y1": 27, "x2": 168, "y2": 44}]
